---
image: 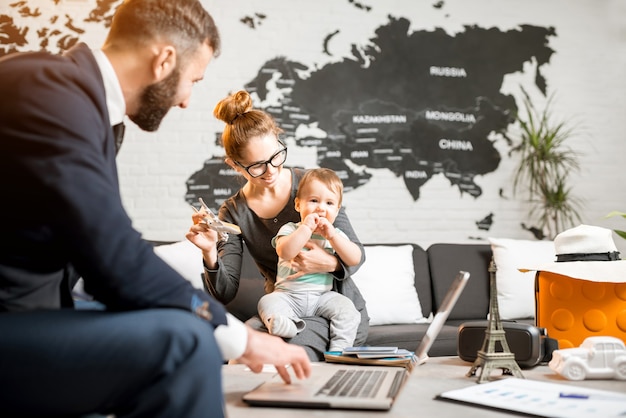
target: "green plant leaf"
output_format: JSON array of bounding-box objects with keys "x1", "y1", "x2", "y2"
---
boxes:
[
  {"x1": 605, "y1": 211, "x2": 626, "y2": 219},
  {"x1": 511, "y1": 86, "x2": 583, "y2": 239}
]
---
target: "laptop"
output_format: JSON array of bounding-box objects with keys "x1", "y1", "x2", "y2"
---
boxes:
[
  {"x1": 415, "y1": 270, "x2": 470, "y2": 364},
  {"x1": 242, "y1": 270, "x2": 470, "y2": 410}
]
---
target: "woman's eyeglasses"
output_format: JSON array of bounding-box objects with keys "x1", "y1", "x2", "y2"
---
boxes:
[{"x1": 234, "y1": 143, "x2": 288, "y2": 178}]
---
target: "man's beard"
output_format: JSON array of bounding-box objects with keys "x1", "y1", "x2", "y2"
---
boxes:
[{"x1": 129, "y1": 67, "x2": 180, "y2": 132}]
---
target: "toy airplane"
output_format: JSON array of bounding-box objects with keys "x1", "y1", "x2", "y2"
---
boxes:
[{"x1": 192, "y1": 198, "x2": 242, "y2": 236}]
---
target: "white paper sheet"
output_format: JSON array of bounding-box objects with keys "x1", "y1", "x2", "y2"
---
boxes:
[{"x1": 437, "y1": 378, "x2": 626, "y2": 418}]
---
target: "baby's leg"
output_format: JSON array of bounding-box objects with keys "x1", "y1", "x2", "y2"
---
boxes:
[
  {"x1": 257, "y1": 292, "x2": 304, "y2": 338},
  {"x1": 315, "y1": 291, "x2": 361, "y2": 351}
]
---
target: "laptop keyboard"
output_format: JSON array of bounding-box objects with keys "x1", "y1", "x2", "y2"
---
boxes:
[{"x1": 316, "y1": 369, "x2": 403, "y2": 398}]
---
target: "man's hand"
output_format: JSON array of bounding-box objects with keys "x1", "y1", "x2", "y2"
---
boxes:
[{"x1": 237, "y1": 327, "x2": 311, "y2": 384}]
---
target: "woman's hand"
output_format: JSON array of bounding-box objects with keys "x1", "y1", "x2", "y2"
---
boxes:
[
  {"x1": 285, "y1": 241, "x2": 339, "y2": 280},
  {"x1": 185, "y1": 211, "x2": 219, "y2": 268}
]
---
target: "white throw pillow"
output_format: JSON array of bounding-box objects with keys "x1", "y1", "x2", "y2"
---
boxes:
[
  {"x1": 488, "y1": 238, "x2": 556, "y2": 320},
  {"x1": 352, "y1": 245, "x2": 426, "y2": 326},
  {"x1": 154, "y1": 240, "x2": 204, "y2": 289}
]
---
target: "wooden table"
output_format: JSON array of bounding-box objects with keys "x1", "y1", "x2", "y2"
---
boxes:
[{"x1": 222, "y1": 356, "x2": 626, "y2": 417}]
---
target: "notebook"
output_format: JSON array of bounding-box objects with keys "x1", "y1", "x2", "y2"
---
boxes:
[{"x1": 242, "y1": 270, "x2": 470, "y2": 410}]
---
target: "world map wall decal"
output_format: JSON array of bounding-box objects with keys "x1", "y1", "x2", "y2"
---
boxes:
[
  {"x1": 184, "y1": 15, "x2": 556, "y2": 216},
  {"x1": 1, "y1": 1, "x2": 557, "y2": 235}
]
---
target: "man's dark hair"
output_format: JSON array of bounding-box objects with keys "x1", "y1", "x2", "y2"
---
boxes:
[{"x1": 106, "y1": 0, "x2": 220, "y2": 61}]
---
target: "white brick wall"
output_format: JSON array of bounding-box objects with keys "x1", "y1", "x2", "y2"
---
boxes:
[{"x1": 5, "y1": 0, "x2": 626, "y2": 253}]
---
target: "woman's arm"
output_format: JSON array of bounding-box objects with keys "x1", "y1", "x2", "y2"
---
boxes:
[
  {"x1": 186, "y1": 206, "x2": 244, "y2": 305},
  {"x1": 326, "y1": 231, "x2": 362, "y2": 267},
  {"x1": 327, "y1": 206, "x2": 365, "y2": 279},
  {"x1": 202, "y1": 235, "x2": 244, "y2": 304}
]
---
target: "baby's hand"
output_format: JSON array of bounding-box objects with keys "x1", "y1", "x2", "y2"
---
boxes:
[
  {"x1": 302, "y1": 213, "x2": 319, "y2": 231},
  {"x1": 316, "y1": 217, "x2": 336, "y2": 240}
]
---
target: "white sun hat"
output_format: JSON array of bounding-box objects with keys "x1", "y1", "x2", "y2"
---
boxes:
[{"x1": 519, "y1": 224, "x2": 626, "y2": 283}]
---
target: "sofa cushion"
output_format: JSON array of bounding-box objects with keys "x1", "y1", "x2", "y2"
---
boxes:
[
  {"x1": 411, "y1": 244, "x2": 432, "y2": 316},
  {"x1": 488, "y1": 237, "x2": 555, "y2": 320},
  {"x1": 153, "y1": 240, "x2": 204, "y2": 289},
  {"x1": 366, "y1": 323, "x2": 460, "y2": 356},
  {"x1": 427, "y1": 244, "x2": 492, "y2": 321},
  {"x1": 352, "y1": 244, "x2": 428, "y2": 326},
  {"x1": 366, "y1": 323, "x2": 430, "y2": 351}
]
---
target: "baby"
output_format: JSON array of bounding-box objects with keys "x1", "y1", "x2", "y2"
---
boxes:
[{"x1": 257, "y1": 168, "x2": 362, "y2": 352}]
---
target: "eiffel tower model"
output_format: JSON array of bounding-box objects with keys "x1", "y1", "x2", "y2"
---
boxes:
[{"x1": 466, "y1": 258, "x2": 524, "y2": 383}]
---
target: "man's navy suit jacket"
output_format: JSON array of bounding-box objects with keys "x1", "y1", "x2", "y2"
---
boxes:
[{"x1": 0, "y1": 43, "x2": 226, "y2": 326}]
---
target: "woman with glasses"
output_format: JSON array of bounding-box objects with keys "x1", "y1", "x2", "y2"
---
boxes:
[{"x1": 187, "y1": 90, "x2": 368, "y2": 360}]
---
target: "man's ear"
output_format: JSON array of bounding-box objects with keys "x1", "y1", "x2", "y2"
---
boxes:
[{"x1": 152, "y1": 45, "x2": 177, "y2": 82}]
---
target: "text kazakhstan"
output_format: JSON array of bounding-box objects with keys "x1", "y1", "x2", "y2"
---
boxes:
[{"x1": 352, "y1": 114, "x2": 407, "y2": 124}]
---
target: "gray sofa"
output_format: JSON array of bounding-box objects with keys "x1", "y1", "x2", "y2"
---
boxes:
[{"x1": 225, "y1": 242, "x2": 516, "y2": 358}]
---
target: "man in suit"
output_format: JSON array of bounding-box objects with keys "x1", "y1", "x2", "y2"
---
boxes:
[{"x1": 0, "y1": 1, "x2": 310, "y2": 417}]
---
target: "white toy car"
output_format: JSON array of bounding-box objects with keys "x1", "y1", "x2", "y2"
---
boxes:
[{"x1": 549, "y1": 336, "x2": 626, "y2": 381}]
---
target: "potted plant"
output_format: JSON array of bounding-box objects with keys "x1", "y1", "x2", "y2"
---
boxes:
[
  {"x1": 508, "y1": 87, "x2": 584, "y2": 240},
  {"x1": 605, "y1": 211, "x2": 626, "y2": 241}
]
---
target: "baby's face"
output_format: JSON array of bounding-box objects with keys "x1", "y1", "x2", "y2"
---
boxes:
[{"x1": 296, "y1": 179, "x2": 341, "y2": 224}]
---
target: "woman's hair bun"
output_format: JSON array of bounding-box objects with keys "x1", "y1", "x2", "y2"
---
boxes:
[{"x1": 214, "y1": 90, "x2": 253, "y2": 124}]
